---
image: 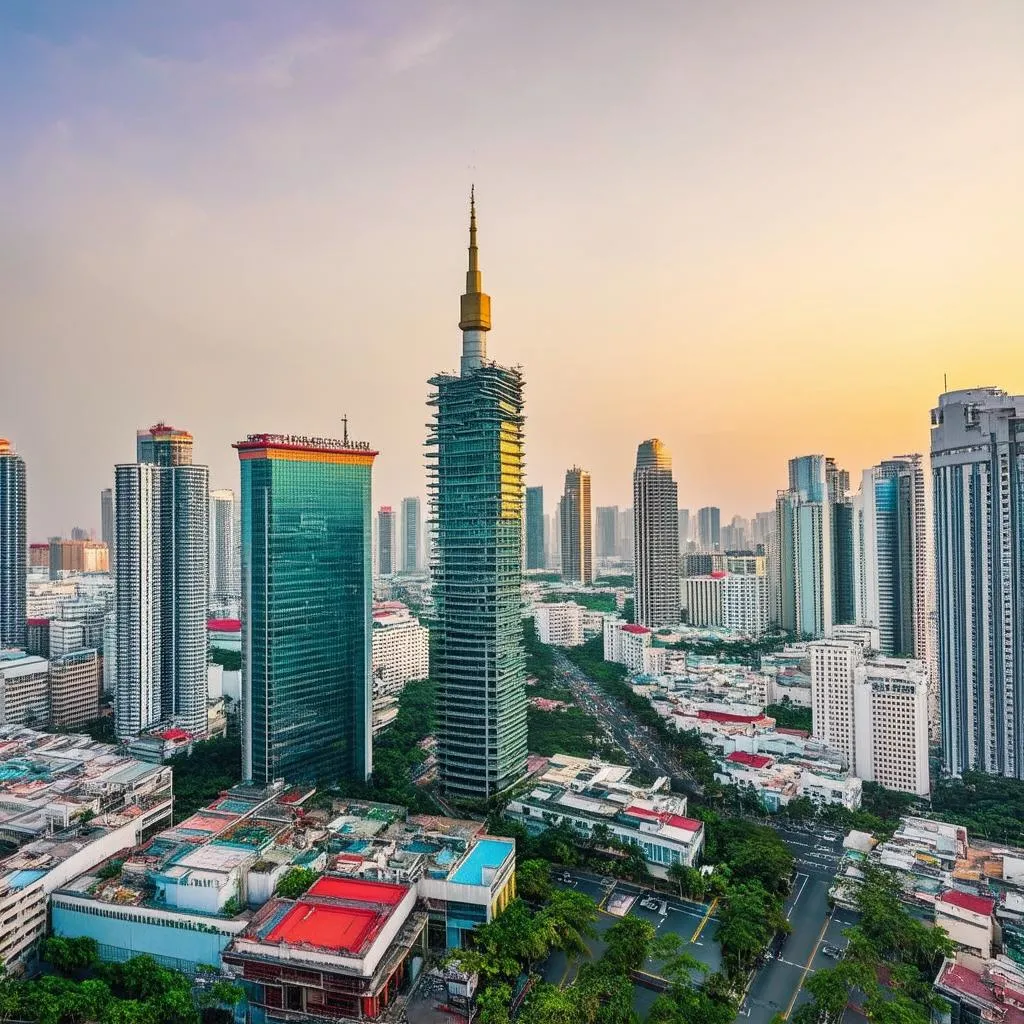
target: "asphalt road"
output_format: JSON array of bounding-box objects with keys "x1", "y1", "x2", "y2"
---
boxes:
[{"x1": 741, "y1": 825, "x2": 854, "y2": 1024}]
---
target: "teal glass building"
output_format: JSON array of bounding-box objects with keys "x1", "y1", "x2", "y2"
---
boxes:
[
  {"x1": 427, "y1": 193, "x2": 528, "y2": 800},
  {"x1": 235, "y1": 433, "x2": 376, "y2": 786}
]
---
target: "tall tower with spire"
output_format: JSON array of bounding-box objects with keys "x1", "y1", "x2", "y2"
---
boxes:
[{"x1": 427, "y1": 192, "x2": 528, "y2": 800}]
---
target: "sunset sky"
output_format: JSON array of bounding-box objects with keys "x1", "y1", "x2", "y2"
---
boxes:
[{"x1": 2, "y1": 1, "x2": 1023, "y2": 537}]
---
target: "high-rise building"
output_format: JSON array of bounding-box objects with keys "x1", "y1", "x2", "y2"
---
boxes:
[
  {"x1": 210, "y1": 489, "x2": 241, "y2": 600},
  {"x1": 853, "y1": 456, "x2": 928, "y2": 659},
  {"x1": 560, "y1": 467, "x2": 593, "y2": 585},
  {"x1": 377, "y1": 506, "x2": 395, "y2": 577},
  {"x1": 932, "y1": 388, "x2": 1024, "y2": 778},
  {"x1": 550, "y1": 500, "x2": 563, "y2": 569},
  {"x1": 427, "y1": 192, "x2": 527, "y2": 800},
  {"x1": 114, "y1": 424, "x2": 209, "y2": 740},
  {"x1": 774, "y1": 455, "x2": 833, "y2": 638},
  {"x1": 236, "y1": 431, "x2": 376, "y2": 785},
  {"x1": 100, "y1": 488, "x2": 114, "y2": 560},
  {"x1": 0, "y1": 439, "x2": 27, "y2": 650},
  {"x1": 596, "y1": 506, "x2": 619, "y2": 560},
  {"x1": 721, "y1": 514, "x2": 749, "y2": 552},
  {"x1": 678, "y1": 508, "x2": 691, "y2": 553},
  {"x1": 401, "y1": 497, "x2": 421, "y2": 572},
  {"x1": 697, "y1": 507, "x2": 721, "y2": 552},
  {"x1": 525, "y1": 487, "x2": 545, "y2": 570},
  {"x1": 810, "y1": 638, "x2": 929, "y2": 796},
  {"x1": 633, "y1": 439, "x2": 679, "y2": 628},
  {"x1": 619, "y1": 507, "x2": 634, "y2": 563}
]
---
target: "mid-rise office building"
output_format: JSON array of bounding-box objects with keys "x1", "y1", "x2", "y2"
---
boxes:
[
  {"x1": 49, "y1": 649, "x2": 101, "y2": 729},
  {"x1": 560, "y1": 467, "x2": 593, "y2": 585},
  {"x1": 114, "y1": 424, "x2": 209, "y2": 740},
  {"x1": 854, "y1": 456, "x2": 928, "y2": 659},
  {"x1": 0, "y1": 439, "x2": 27, "y2": 650},
  {"x1": 210, "y1": 488, "x2": 241, "y2": 600},
  {"x1": 697, "y1": 506, "x2": 721, "y2": 552},
  {"x1": 633, "y1": 440, "x2": 679, "y2": 628},
  {"x1": 0, "y1": 651, "x2": 49, "y2": 727},
  {"x1": 427, "y1": 192, "x2": 527, "y2": 799},
  {"x1": 810, "y1": 638, "x2": 929, "y2": 795},
  {"x1": 596, "y1": 506, "x2": 619, "y2": 559},
  {"x1": 377, "y1": 506, "x2": 395, "y2": 577},
  {"x1": 932, "y1": 388, "x2": 1024, "y2": 778},
  {"x1": 525, "y1": 487, "x2": 545, "y2": 570},
  {"x1": 401, "y1": 497, "x2": 421, "y2": 572},
  {"x1": 685, "y1": 574, "x2": 724, "y2": 628},
  {"x1": 236, "y1": 431, "x2": 376, "y2": 786}
]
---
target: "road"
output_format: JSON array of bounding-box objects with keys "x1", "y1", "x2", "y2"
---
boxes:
[
  {"x1": 555, "y1": 651, "x2": 686, "y2": 782},
  {"x1": 742, "y1": 825, "x2": 853, "y2": 1024}
]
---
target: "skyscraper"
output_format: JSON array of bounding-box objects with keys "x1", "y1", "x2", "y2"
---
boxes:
[
  {"x1": 932, "y1": 388, "x2": 1024, "y2": 778},
  {"x1": 427, "y1": 191, "x2": 527, "y2": 800},
  {"x1": 697, "y1": 506, "x2": 721, "y2": 552},
  {"x1": 678, "y1": 508, "x2": 691, "y2": 553},
  {"x1": 854, "y1": 456, "x2": 928, "y2": 659},
  {"x1": 596, "y1": 506, "x2": 619, "y2": 559},
  {"x1": 210, "y1": 489, "x2": 241, "y2": 599},
  {"x1": 560, "y1": 467, "x2": 593, "y2": 585},
  {"x1": 0, "y1": 439, "x2": 27, "y2": 650},
  {"x1": 401, "y1": 497, "x2": 421, "y2": 572},
  {"x1": 100, "y1": 488, "x2": 114, "y2": 558},
  {"x1": 236, "y1": 431, "x2": 376, "y2": 785},
  {"x1": 775, "y1": 455, "x2": 833, "y2": 638},
  {"x1": 526, "y1": 487, "x2": 545, "y2": 570},
  {"x1": 115, "y1": 424, "x2": 209, "y2": 739},
  {"x1": 619, "y1": 507, "x2": 634, "y2": 563},
  {"x1": 377, "y1": 506, "x2": 395, "y2": 576},
  {"x1": 633, "y1": 439, "x2": 680, "y2": 628}
]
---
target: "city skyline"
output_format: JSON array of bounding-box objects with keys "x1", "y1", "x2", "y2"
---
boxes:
[{"x1": 3, "y1": 2, "x2": 1022, "y2": 537}]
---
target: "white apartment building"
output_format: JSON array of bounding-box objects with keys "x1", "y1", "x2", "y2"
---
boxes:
[
  {"x1": 685, "y1": 574, "x2": 724, "y2": 628},
  {"x1": 533, "y1": 602, "x2": 584, "y2": 647},
  {"x1": 371, "y1": 603, "x2": 429, "y2": 736},
  {"x1": 0, "y1": 652, "x2": 49, "y2": 727},
  {"x1": 810, "y1": 639, "x2": 930, "y2": 795},
  {"x1": 603, "y1": 618, "x2": 664, "y2": 675},
  {"x1": 723, "y1": 573, "x2": 770, "y2": 636}
]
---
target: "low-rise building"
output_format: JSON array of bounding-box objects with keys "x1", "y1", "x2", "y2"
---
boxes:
[
  {"x1": 935, "y1": 889, "x2": 996, "y2": 959},
  {"x1": 934, "y1": 957, "x2": 1024, "y2": 1024},
  {"x1": 533, "y1": 602, "x2": 584, "y2": 646},
  {"x1": 504, "y1": 754, "x2": 704, "y2": 876}
]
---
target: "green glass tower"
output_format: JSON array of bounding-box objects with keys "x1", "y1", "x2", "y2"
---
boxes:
[
  {"x1": 235, "y1": 432, "x2": 377, "y2": 786},
  {"x1": 427, "y1": 191, "x2": 528, "y2": 800}
]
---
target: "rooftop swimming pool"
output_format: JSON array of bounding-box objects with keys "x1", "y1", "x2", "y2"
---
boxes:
[{"x1": 450, "y1": 838, "x2": 514, "y2": 887}]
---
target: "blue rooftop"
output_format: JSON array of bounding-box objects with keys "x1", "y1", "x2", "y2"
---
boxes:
[
  {"x1": 6, "y1": 869, "x2": 46, "y2": 890},
  {"x1": 450, "y1": 838, "x2": 513, "y2": 887}
]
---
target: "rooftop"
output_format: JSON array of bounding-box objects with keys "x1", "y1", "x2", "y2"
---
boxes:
[
  {"x1": 938, "y1": 889, "x2": 996, "y2": 917},
  {"x1": 450, "y1": 838, "x2": 514, "y2": 886}
]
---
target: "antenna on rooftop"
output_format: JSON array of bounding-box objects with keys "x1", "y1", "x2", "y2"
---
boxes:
[{"x1": 341, "y1": 414, "x2": 349, "y2": 445}]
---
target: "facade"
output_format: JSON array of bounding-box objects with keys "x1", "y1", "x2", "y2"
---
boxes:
[
  {"x1": 504, "y1": 755, "x2": 704, "y2": 876},
  {"x1": 525, "y1": 486, "x2": 545, "y2": 570},
  {"x1": 685, "y1": 574, "x2": 725, "y2": 628},
  {"x1": 931, "y1": 388, "x2": 1024, "y2": 778},
  {"x1": 427, "y1": 193, "x2": 527, "y2": 800},
  {"x1": 533, "y1": 602, "x2": 584, "y2": 647},
  {"x1": 723, "y1": 572, "x2": 771, "y2": 636},
  {"x1": 210, "y1": 488, "x2": 241, "y2": 600},
  {"x1": 854, "y1": 456, "x2": 928, "y2": 659},
  {"x1": 596, "y1": 506, "x2": 619, "y2": 559},
  {"x1": 810, "y1": 639, "x2": 930, "y2": 795},
  {"x1": 619, "y1": 507, "x2": 634, "y2": 562},
  {"x1": 377, "y1": 506, "x2": 395, "y2": 577},
  {"x1": 697, "y1": 506, "x2": 721, "y2": 552},
  {"x1": 0, "y1": 651, "x2": 49, "y2": 727},
  {"x1": 100, "y1": 487, "x2": 114, "y2": 555},
  {"x1": 49, "y1": 649, "x2": 101, "y2": 729},
  {"x1": 678, "y1": 508, "x2": 691, "y2": 552},
  {"x1": 115, "y1": 423, "x2": 209, "y2": 740},
  {"x1": 633, "y1": 439, "x2": 680, "y2": 628},
  {"x1": 560, "y1": 467, "x2": 593, "y2": 585},
  {"x1": 401, "y1": 497, "x2": 421, "y2": 572},
  {"x1": 0, "y1": 439, "x2": 27, "y2": 650},
  {"x1": 236, "y1": 432, "x2": 376, "y2": 786},
  {"x1": 371, "y1": 603, "x2": 429, "y2": 735},
  {"x1": 48, "y1": 539, "x2": 110, "y2": 576},
  {"x1": 603, "y1": 618, "x2": 664, "y2": 675}
]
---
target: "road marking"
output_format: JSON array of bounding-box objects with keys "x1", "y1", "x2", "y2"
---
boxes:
[
  {"x1": 782, "y1": 912, "x2": 832, "y2": 1020},
  {"x1": 787, "y1": 873, "x2": 809, "y2": 921},
  {"x1": 691, "y1": 897, "x2": 718, "y2": 943}
]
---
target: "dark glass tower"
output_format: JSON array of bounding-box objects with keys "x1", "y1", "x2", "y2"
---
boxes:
[
  {"x1": 525, "y1": 487, "x2": 545, "y2": 570},
  {"x1": 236, "y1": 432, "x2": 376, "y2": 786},
  {"x1": 0, "y1": 439, "x2": 27, "y2": 650},
  {"x1": 428, "y1": 192, "x2": 527, "y2": 800}
]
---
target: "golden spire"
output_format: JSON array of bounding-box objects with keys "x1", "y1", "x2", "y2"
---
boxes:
[{"x1": 459, "y1": 185, "x2": 491, "y2": 332}]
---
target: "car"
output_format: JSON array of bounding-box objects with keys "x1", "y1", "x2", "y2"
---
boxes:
[{"x1": 821, "y1": 944, "x2": 841, "y2": 958}]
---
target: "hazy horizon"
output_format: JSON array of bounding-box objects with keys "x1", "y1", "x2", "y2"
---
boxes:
[{"x1": 3, "y1": 1, "x2": 1022, "y2": 538}]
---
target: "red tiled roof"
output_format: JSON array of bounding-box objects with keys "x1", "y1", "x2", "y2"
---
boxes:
[
  {"x1": 208, "y1": 618, "x2": 241, "y2": 631},
  {"x1": 938, "y1": 963, "x2": 1024, "y2": 1024},
  {"x1": 776, "y1": 727, "x2": 810, "y2": 738},
  {"x1": 623, "y1": 804, "x2": 703, "y2": 834},
  {"x1": 937, "y1": 889, "x2": 995, "y2": 917},
  {"x1": 727, "y1": 751, "x2": 773, "y2": 769},
  {"x1": 621, "y1": 624, "x2": 651, "y2": 635}
]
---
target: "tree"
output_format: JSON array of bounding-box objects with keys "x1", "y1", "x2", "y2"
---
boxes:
[
  {"x1": 42, "y1": 936, "x2": 100, "y2": 975},
  {"x1": 516, "y1": 859, "x2": 553, "y2": 903},
  {"x1": 275, "y1": 867, "x2": 320, "y2": 899},
  {"x1": 603, "y1": 916, "x2": 656, "y2": 973},
  {"x1": 668, "y1": 862, "x2": 705, "y2": 900},
  {"x1": 476, "y1": 984, "x2": 512, "y2": 1024}
]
